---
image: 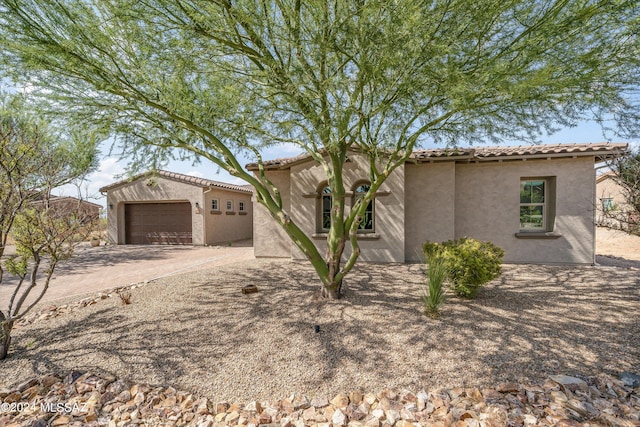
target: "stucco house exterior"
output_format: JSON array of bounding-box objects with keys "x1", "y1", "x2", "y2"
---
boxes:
[
  {"x1": 596, "y1": 171, "x2": 635, "y2": 230},
  {"x1": 247, "y1": 143, "x2": 626, "y2": 264},
  {"x1": 99, "y1": 170, "x2": 253, "y2": 245}
]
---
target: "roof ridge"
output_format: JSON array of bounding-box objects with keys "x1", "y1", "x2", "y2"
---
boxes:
[{"x1": 99, "y1": 169, "x2": 253, "y2": 193}]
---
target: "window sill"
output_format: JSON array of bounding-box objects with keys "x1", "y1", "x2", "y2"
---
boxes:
[
  {"x1": 312, "y1": 233, "x2": 380, "y2": 240},
  {"x1": 210, "y1": 210, "x2": 222, "y2": 215},
  {"x1": 225, "y1": 211, "x2": 236, "y2": 215},
  {"x1": 239, "y1": 211, "x2": 248, "y2": 215},
  {"x1": 515, "y1": 232, "x2": 562, "y2": 239}
]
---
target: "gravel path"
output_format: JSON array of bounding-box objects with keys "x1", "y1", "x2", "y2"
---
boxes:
[{"x1": 1, "y1": 259, "x2": 638, "y2": 403}]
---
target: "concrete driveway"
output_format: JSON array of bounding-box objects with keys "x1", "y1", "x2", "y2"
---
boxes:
[{"x1": 0, "y1": 240, "x2": 254, "y2": 309}]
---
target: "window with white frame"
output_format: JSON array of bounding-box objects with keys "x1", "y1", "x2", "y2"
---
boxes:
[
  {"x1": 211, "y1": 199, "x2": 219, "y2": 210},
  {"x1": 239, "y1": 201, "x2": 245, "y2": 212},
  {"x1": 519, "y1": 179, "x2": 546, "y2": 230},
  {"x1": 226, "y1": 200, "x2": 233, "y2": 211},
  {"x1": 353, "y1": 183, "x2": 374, "y2": 232}
]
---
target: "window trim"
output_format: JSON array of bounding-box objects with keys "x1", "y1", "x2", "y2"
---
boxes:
[
  {"x1": 226, "y1": 200, "x2": 234, "y2": 211},
  {"x1": 352, "y1": 181, "x2": 375, "y2": 233},
  {"x1": 211, "y1": 199, "x2": 219, "y2": 211},
  {"x1": 519, "y1": 177, "x2": 556, "y2": 234}
]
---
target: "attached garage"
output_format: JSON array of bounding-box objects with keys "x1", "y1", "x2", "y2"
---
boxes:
[
  {"x1": 100, "y1": 170, "x2": 253, "y2": 246},
  {"x1": 125, "y1": 202, "x2": 192, "y2": 244}
]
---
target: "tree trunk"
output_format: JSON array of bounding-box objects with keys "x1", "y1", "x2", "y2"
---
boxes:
[
  {"x1": 0, "y1": 319, "x2": 13, "y2": 360},
  {"x1": 321, "y1": 276, "x2": 343, "y2": 299}
]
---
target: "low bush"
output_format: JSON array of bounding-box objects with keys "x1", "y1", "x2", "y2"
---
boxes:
[
  {"x1": 423, "y1": 237, "x2": 504, "y2": 298},
  {"x1": 422, "y1": 256, "x2": 448, "y2": 318}
]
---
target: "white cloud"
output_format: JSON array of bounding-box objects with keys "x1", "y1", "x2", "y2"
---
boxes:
[{"x1": 53, "y1": 157, "x2": 125, "y2": 208}]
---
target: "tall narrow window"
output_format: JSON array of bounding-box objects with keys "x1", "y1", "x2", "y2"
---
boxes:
[
  {"x1": 353, "y1": 184, "x2": 374, "y2": 232},
  {"x1": 321, "y1": 186, "x2": 332, "y2": 231},
  {"x1": 520, "y1": 180, "x2": 546, "y2": 230}
]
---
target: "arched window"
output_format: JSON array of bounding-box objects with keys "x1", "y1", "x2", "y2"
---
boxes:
[
  {"x1": 320, "y1": 185, "x2": 332, "y2": 231},
  {"x1": 353, "y1": 183, "x2": 374, "y2": 232}
]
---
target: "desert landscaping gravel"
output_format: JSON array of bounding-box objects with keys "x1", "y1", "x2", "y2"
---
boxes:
[{"x1": 1, "y1": 258, "x2": 638, "y2": 404}]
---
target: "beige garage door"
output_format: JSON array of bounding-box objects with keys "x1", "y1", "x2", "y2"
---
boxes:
[{"x1": 125, "y1": 203, "x2": 192, "y2": 244}]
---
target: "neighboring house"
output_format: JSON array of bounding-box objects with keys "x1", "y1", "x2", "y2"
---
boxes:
[
  {"x1": 247, "y1": 143, "x2": 626, "y2": 264},
  {"x1": 99, "y1": 170, "x2": 253, "y2": 245},
  {"x1": 596, "y1": 171, "x2": 633, "y2": 229},
  {"x1": 32, "y1": 195, "x2": 101, "y2": 223}
]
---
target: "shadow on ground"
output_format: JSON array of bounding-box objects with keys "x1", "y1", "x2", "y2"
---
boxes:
[
  {"x1": 596, "y1": 254, "x2": 640, "y2": 268},
  {"x1": 2, "y1": 260, "x2": 639, "y2": 402}
]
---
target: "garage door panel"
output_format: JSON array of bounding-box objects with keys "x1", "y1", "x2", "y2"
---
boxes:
[{"x1": 125, "y1": 203, "x2": 192, "y2": 244}]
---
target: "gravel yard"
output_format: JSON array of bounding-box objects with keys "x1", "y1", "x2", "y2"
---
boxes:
[{"x1": 1, "y1": 258, "x2": 638, "y2": 403}]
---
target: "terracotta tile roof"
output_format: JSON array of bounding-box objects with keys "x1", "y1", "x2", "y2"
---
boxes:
[
  {"x1": 99, "y1": 170, "x2": 252, "y2": 194},
  {"x1": 246, "y1": 142, "x2": 627, "y2": 170}
]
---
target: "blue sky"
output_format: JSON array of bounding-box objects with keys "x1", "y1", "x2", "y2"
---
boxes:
[{"x1": 57, "y1": 119, "x2": 636, "y2": 209}]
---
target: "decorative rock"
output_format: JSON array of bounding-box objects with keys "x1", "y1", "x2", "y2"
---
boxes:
[
  {"x1": 345, "y1": 403, "x2": 366, "y2": 421},
  {"x1": 2, "y1": 371, "x2": 639, "y2": 427},
  {"x1": 363, "y1": 393, "x2": 377, "y2": 405},
  {"x1": 496, "y1": 383, "x2": 520, "y2": 393},
  {"x1": 363, "y1": 415, "x2": 381, "y2": 427},
  {"x1": 621, "y1": 372, "x2": 640, "y2": 388},
  {"x1": 311, "y1": 396, "x2": 330, "y2": 408},
  {"x1": 246, "y1": 401, "x2": 263, "y2": 413},
  {"x1": 549, "y1": 375, "x2": 587, "y2": 392},
  {"x1": 350, "y1": 390, "x2": 364, "y2": 405},
  {"x1": 331, "y1": 393, "x2": 350, "y2": 409},
  {"x1": 39, "y1": 375, "x2": 61, "y2": 388},
  {"x1": 371, "y1": 408, "x2": 385, "y2": 420},
  {"x1": 332, "y1": 408, "x2": 347, "y2": 426},
  {"x1": 241, "y1": 284, "x2": 259, "y2": 294},
  {"x1": 258, "y1": 411, "x2": 273, "y2": 424},
  {"x1": 292, "y1": 395, "x2": 309, "y2": 411},
  {"x1": 385, "y1": 409, "x2": 400, "y2": 425}
]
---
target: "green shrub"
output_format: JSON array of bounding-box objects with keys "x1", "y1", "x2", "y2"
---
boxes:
[
  {"x1": 423, "y1": 237, "x2": 504, "y2": 298},
  {"x1": 422, "y1": 256, "x2": 448, "y2": 318}
]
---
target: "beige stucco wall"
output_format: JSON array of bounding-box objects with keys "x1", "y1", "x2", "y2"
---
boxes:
[
  {"x1": 203, "y1": 188, "x2": 253, "y2": 244},
  {"x1": 252, "y1": 155, "x2": 598, "y2": 265},
  {"x1": 404, "y1": 162, "x2": 456, "y2": 262},
  {"x1": 105, "y1": 176, "x2": 205, "y2": 245},
  {"x1": 595, "y1": 175, "x2": 628, "y2": 227},
  {"x1": 253, "y1": 171, "x2": 292, "y2": 258},
  {"x1": 105, "y1": 176, "x2": 253, "y2": 246},
  {"x1": 253, "y1": 153, "x2": 406, "y2": 262},
  {"x1": 454, "y1": 157, "x2": 596, "y2": 264},
  {"x1": 291, "y1": 153, "x2": 405, "y2": 262}
]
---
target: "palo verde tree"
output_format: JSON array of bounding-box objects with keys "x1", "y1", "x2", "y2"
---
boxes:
[
  {"x1": 1, "y1": 1, "x2": 639, "y2": 299},
  {"x1": 0, "y1": 92, "x2": 99, "y2": 359}
]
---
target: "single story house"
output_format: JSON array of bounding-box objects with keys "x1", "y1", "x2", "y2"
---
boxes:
[
  {"x1": 596, "y1": 171, "x2": 635, "y2": 230},
  {"x1": 247, "y1": 143, "x2": 627, "y2": 264},
  {"x1": 32, "y1": 195, "x2": 101, "y2": 223},
  {"x1": 99, "y1": 170, "x2": 253, "y2": 245}
]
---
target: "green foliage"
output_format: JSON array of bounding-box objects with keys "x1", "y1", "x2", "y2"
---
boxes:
[
  {"x1": 423, "y1": 238, "x2": 505, "y2": 299},
  {"x1": 422, "y1": 256, "x2": 448, "y2": 318},
  {"x1": 1, "y1": 0, "x2": 638, "y2": 298},
  {"x1": 0, "y1": 91, "x2": 99, "y2": 359}
]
